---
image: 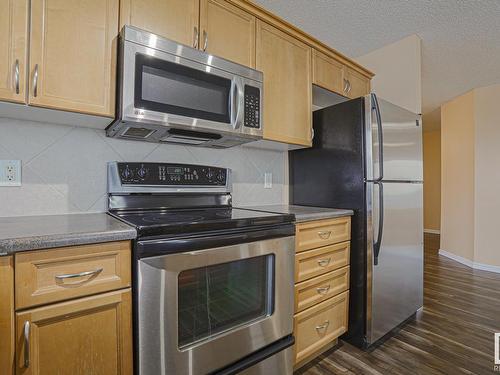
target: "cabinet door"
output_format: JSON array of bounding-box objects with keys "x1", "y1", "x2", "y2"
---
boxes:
[
  {"x1": 256, "y1": 21, "x2": 312, "y2": 146},
  {"x1": 200, "y1": 0, "x2": 255, "y2": 67},
  {"x1": 16, "y1": 289, "x2": 132, "y2": 375},
  {"x1": 0, "y1": 256, "x2": 14, "y2": 375},
  {"x1": 312, "y1": 49, "x2": 343, "y2": 94},
  {"x1": 28, "y1": 0, "x2": 118, "y2": 117},
  {"x1": 344, "y1": 67, "x2": 370, "y2": 99},
  {"x1": 0, "y1": 0, "x2": 28, "y2": 104},
  {"x1": 120, "y1": 0, "x2": 200, "y2": 48}
]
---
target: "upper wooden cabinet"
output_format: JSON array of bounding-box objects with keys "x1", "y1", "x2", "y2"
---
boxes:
[
  {"x1": 0, "y1": 0, "x2": 28, "y2": 104},
  {"x1": 256, "y1": 20, "x2": 312, "y2": 147},
  {"x1": 200, "y1": 0, "x2": 256, "y2": 67},
  {"x1": 343, "y1": 66, "x2": 371, "y2": 99},
  {"x1": 0, "y1": 256, "x2": 14, "y2": 375},
  {"x1": 15, "y1": 289, "x2": 132, "y2": 375},
  {"x1": 120, "y1": 0, "x2": 199, "y2": 48},
  {"x1": 312, "y1": 49, "x2": 344, "y2": 94},
  {"x1": 28, "y1": 0, "x2": 118, "y2": 117}
]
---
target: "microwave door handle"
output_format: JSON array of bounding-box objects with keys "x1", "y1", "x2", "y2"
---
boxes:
[{"x1": 231, "y1": 79, "x2": 243, "y2": 129}]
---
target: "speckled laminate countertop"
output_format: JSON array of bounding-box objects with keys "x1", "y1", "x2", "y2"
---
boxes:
[
  {"x1": 241, "y1": 205, "x2": 353, "y2": 223},
  {"x1": 0, "y1": 213, "x2": 136, "y2": 255}
]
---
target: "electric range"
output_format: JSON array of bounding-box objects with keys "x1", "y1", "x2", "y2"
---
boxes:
[{"x1": 107, "y1": 161, "x2": 295, "y2": 375}]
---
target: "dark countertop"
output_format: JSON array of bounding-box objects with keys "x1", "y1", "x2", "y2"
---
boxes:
[
  {"x1": 0, "y1": 213, "x2": 136, "y2": 255},
  {"x1": 241, "y1": 204, "x2": 353, "y2": 223}
]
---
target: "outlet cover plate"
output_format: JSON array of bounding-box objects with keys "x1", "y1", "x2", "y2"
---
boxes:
[
  {"x1": 0, "y1": 160, "x2": 22, "y2": 186},
  {"x1": 264, "y1": 172, "x2": 272, "y2": 189}
]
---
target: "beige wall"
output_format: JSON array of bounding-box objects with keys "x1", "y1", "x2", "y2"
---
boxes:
[
  {"x1": 423, "y1": 129, "x2": 441, "y2": 231},
  {"x1": 440, "y1": 91, "x2": 475, "y2": 262},
  {"x1": 473, "y1": 84, "x2": 500, "y2": 266},
  {"x1": 357, "y1": 35, "x2": 422, "y2": 114}
]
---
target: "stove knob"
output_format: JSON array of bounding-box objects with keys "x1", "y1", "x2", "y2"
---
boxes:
[
  {"x1": 217, "y1": 171, "x2": 225, "y2": 182},
  {"x1": 206, "y1": 169, "x2": 214, "y2": 180},
  {"x1": 122, "y1": 166, "x2": 133, "y2": 180},
  {"x1": 138, "y1": 166, "x2": 148, "y2": 179}
]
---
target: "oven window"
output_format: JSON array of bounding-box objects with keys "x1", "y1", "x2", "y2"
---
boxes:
[
  {"x1": 178, "y1": 255, "x2": 274, "y2": 348},
  {"x1": 134, "y1": 53, "x2": 231, "y2": 123}
]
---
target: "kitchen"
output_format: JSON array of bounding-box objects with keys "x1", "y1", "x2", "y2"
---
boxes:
[{"x1": 1, "y1": 1, "x2": 499, "y2": 374}]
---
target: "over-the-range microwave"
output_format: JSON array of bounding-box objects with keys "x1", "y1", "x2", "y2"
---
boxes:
[{"x1": 107, "y1": 26, "x2": 263, "y2": 148}]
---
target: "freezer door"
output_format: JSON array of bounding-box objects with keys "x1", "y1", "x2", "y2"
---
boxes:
[
  {"x1": 370, "y1": 97, "x2": 423, "y2": 181},
  {"x1": 366, "y1": 181, "x2": 423, "y2": 345}
]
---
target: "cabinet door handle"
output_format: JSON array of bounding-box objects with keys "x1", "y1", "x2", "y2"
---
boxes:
[
  {"x1": 23, "y1": 321, "x2": 30, "y2": 368},
  {"x1": 32, "y1": 64, "x2": 39, "y2": 97},
  {"x1": 317, "y1": 258, "x2": 331, "y2": 267},
  {"x1": 316, "y1": 285, "x2": 331, "y2": 294},
  {"x1": 202, "y1": 30, "x2": 208, "y2": 51},
  {"x1": 14, "y1": 59, "x2": 20, "y2": 94},
  {"x1": 315, "y1": 320, "x2": 330, "y2": 331},
  {"x1": 55, "y1": 268, "x2": 103, "y2": 281},
  {"x1": 346, "y1": 79, "x2": 352, "y2": 94},
  {"x1": 318, "y1": 230, "x2": 332, "y2": 239},
  {"x1": 343, "y1": 78, "x2": 348, "y2": 93},
  {"x1": 193, "y1": 26, "x2": 199, "y2": 49}
]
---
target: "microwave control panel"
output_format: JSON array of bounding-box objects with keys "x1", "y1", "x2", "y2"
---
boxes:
[
  {"x1": 117, "y1": 162, "x2": 227, "y2": 186},
  {"x1": 244, "y1": 85, "x2": 260, "y2": 129}
]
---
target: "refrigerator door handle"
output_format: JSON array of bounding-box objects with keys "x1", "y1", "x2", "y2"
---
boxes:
[
  {"x1": 371, "y1": 93, "x2": 384, "y2": 181},
  {"x1": 373, "y1": 180, "x2": 384, "y2": 265}
]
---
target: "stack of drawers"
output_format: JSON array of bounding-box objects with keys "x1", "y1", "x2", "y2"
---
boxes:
[{"x1": 293, "y1": 216, "x2": 351, "y2": 367}]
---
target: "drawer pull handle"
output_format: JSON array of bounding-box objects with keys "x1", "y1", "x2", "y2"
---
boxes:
[
  {"x1": 317, "y1": 258, "x2": 331, "y2": 267},
  {"x1": 55, "y1": 268, "x2": 103, "y2": 281},
  {"x1": 316, "y1": 285, "x2": 331, "y2": 294},
  {"x1": 23, "y1": 321, "x2": 30, "y2": 368},
  {"x1": 315, "y1": 320, "x2": 330, "y2": 331},
  {"x1": 318, "y1": 231, "x2": 332, "y2": 239}
]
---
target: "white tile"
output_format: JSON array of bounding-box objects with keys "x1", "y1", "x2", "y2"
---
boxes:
[
  {"x1": 96, "y1": 130, "x2": 159, "y2": 161},
  {"x1": 0, "y1": 165, "x2": 80, "y2": 217},
  {"x1": 144, "y1": 143, "x2": 196, "y2": 164},
  {"x1": 87, "y1": 194, "x2": 108, "y2": 213},
  {"x1": 0, "y1": 118, "x2": 73, "y2": 162},
  {"x1": 27, "y1": 127, "x2": 121, "y2": 211}
]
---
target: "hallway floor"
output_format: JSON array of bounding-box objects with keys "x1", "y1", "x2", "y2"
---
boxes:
[{"x1": 295, "y1": 234, "x2": 500, "y2": 374}]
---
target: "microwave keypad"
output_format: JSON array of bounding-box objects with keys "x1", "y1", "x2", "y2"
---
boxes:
[{"x1": 244, "y1": 85, "x2": 260, "y2": 129}]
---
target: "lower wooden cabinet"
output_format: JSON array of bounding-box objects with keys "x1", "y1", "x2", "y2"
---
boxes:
[
  {"x1": 15, "y1": 289, "x2": 132, "y2": 375},
  {"x1": 0, "y1": 256, "x2": 15, "y2": 375}
]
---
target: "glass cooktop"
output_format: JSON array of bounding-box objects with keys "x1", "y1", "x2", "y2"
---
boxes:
[{"x1": 109, "y1": 207, "x2": 294, "y2": 237}]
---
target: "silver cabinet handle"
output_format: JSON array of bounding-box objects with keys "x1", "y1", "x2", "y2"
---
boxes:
[
  {"x1": 315, "y1": 320, "x2": 330, "y2": 331},
  {"x1": 202, "y1": 30, "x2": 208, "y2": 51},
  {"x1": 317, "y1": 258, "x2": 331, "y2": 267},
  {"x1": 23, "y1": 321, "x2": 30, "y2": 368},
  {"x1": 318, "y1": 230, "x2": 332, "y2": 239},
  {"x1": 32, "y1": 64, "x2": 38, "y2": 97},
  {"x1": 343, "y1": 78, "x2": 348, "y2": 93},
  {"x1": 14, "y1": 59, "x2": 20, "y2": 94},
  {"x1": 316, "y1": 285, "x2": 331, "y2": 295},
  {"x1": 55, "y1": 268, "x2": 103, "y2": 281},
  {"x1": 346, "y1": 79, "x2": 352, "y2": 94},
  {"x1": 193, "y1": 26, "x2": 199, "y2": 49}
]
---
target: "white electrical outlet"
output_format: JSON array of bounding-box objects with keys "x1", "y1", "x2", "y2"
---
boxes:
[
  {"x1": 264, "y1": 172, "x2": 272, "y2": 189},
  {"x1": 0, "y1": 160, "x2": 22, "y2": 186}
]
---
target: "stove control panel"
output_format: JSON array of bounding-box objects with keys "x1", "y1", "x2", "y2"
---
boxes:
[{"x1": 117, "y1": 162, "x2": 228, "y2": 186}]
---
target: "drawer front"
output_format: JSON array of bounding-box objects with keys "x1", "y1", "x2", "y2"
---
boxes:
[
  {"x1": 295, "y1": 266, "x2": 349, "y2": 313},
  {"x1": 296, "y1": 217, "x2": 350, "y2": 252},
  {"x1": 295, "y1": 241, "x2": 350, "y2": 283},
  {"x1": 15, "y1": 241, "x2": 131, "y2": 309},
  {"x1": 294, "y1": 291, "x2": 349, "y2": 364}
]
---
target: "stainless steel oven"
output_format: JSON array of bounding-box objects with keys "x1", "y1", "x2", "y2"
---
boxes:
[
  {"x1": 136, "y1": 230, "x2": 294, "y2": 374},
  {"x1": 107, "y1": 26, "x2": 263, "y2": 148}
]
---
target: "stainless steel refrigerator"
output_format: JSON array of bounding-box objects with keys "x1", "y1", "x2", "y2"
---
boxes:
[{"x1": 290, "y1": 94, "x2": 423, "y2": 348}]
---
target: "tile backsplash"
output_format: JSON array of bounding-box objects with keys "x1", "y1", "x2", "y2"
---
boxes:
[{"x1": 0, "y1": 118, "x2": 287, "y2": 217}]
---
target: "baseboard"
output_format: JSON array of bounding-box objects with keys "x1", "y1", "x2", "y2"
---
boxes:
[
  {"x1": 439, "y1": 249, "x2": 500, "y2": 274},
  {"x1": 424, "y1": 229, "x2": 441, "y2": 234}
]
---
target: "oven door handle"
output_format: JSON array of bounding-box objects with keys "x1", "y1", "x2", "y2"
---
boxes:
[{"x1": 137, "y1": 224, "x2": 295, "y2": 258}]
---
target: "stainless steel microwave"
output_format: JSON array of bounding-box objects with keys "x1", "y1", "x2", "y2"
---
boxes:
[{"x1": 107, "y1": 26, "x2": 263, "y2": 148}]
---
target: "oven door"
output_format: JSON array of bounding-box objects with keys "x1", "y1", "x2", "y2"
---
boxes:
[
  {"x1": 120, "y1": 40, "x2": 246, "y2": 136},
  {"x1": 136, "y1": 230, "x2": 294, "y2": 375}
]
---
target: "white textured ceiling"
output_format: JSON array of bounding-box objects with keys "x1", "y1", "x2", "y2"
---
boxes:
[{"x1": 254, "y1": 0, "x2": 500, "y2": 114}]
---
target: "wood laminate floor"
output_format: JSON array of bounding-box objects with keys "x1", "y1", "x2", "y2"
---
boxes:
[{"x1": 295, "y1": 233, "x2": 500, "y2": 375}]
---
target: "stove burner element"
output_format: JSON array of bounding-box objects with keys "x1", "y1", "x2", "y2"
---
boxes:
[{"x1": 140, "y1": 214, "x2": 205, "y2": 224}]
